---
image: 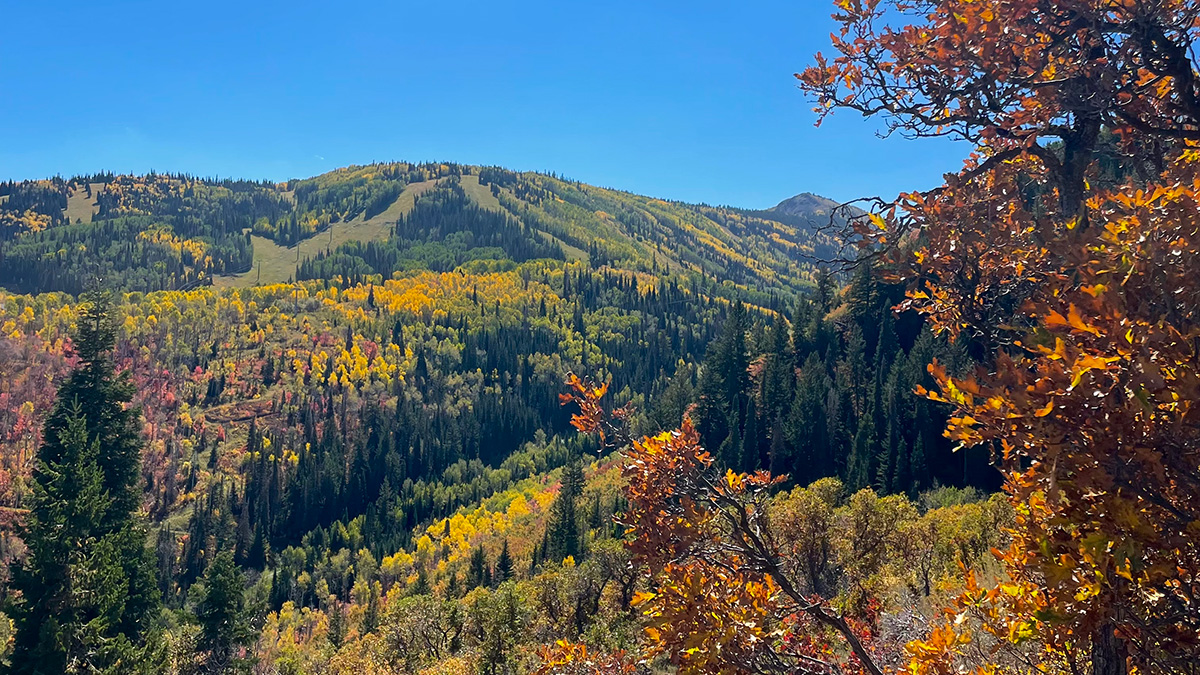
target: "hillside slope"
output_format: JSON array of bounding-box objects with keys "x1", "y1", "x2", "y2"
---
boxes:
[
  {"x1": 0, "y1": 164, "x2": 1001, "y2": 674},
  {"x1": 0, "y1": 164, "x2": 842, "y2": 303}
]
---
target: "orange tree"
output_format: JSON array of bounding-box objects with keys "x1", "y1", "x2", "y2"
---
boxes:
[
  {"x1": 796, "y1": 1, "x2": 1200, "y2": 674},
  {"x1": 558, "y1": 375, "x2": 895, "y2": 675}
]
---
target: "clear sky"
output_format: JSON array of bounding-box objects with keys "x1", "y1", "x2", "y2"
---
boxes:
[{"x1": 0, "y1": 0, "x2": 967, "y2": 209}]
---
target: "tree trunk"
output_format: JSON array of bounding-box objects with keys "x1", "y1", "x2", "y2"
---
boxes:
[
  {"x1": 1091, "y1": 622, "x2": 1127, "y2": 675},
  {"x1": 1060, "y1": 115, "x2": 1102, "y2": 222}
]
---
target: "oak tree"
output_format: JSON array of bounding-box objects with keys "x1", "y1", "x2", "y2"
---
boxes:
[{"x1": 798, "y1": 1, "x2": 1200, "y2": 673}]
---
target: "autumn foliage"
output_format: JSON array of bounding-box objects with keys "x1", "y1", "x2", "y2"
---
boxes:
[
  {"x1": 560, "y1": 376, "x2": 900, "y2": 675},
  {"x1": 797, "y1": 1, "x2": 1200, "y2": 673},
  {"x1": 546, "y1": 3, "x2": 1200, "y2": 674}
]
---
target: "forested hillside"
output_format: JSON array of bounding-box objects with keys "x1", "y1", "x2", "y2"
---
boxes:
[
  {"x1": 7, "y1": 0, "x2": 1200, "y2": 672},
  {"x1": 0, "y1": 158, "x2": 1001, "y2": 673},
  {"x1": 0, "y1": 163, "x2": 843, "y2": 303}
]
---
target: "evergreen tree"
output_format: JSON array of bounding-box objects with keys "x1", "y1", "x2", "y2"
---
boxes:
[
  {"x1": 814, "y1": 266, "x2": 835, "y2": 314},
  {"x1": 847, "y1": 409, "x2": 876, "y2": 492},
  {"x1": 740, "y1": 397, "x2": 761, "y2": 473},
  {"x1": 410, "y1": 568, "x2": 430, "y2": 596},
  {"x1": 7, "y1": 293, "x2": 161, "y2": 674},
  {"x1": 649, "y1": 363, "x2": 695, "y2": 432},
  {"x1": 328, "y1": 601, "x2": 347, "y2": 649},
  {"x1": 494, "y1": 539, "x2": 514, "y2": 584},
  {"x1": 49, "y1": 293, "x2": 145, "y2": 526},
  {"x1": 786, "y1": 352, "x2": 831, "y2": 484},
  {"x1": 362, "y1": 584, "x2": 381, "y2": 634},
  {"x1": 696, "y1": 302, "x2": 749, "y2": 455},
  {"x1": 760, "y1": 319, "x2": 795, "y2": 421},
  {"x1": 467, "y1": 545, "x2": 489, "y2": 590},
  {"x1": 718, "y1": 412, "x2": 742, "y2": 471},
  {"x1": 547, "y1": 457, "x2": 584, "y2": 563},
  {"x1": 196, "y1": 552, "x2": 250, "y2": 674},
  {"x1": 877, "y1": 358, "x2": 909, "y2": 493}
]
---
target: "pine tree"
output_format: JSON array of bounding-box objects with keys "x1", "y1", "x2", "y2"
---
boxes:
[
  {"x1": 718, "y1": 412, "x2": 742, "y2": 470},
  {"x1": 8, "y1": 293, "x2": 161, "y2": 674},
  {"x1": 649, "y1": 362, "x2": 695, "y2": 432},
  {"x1": 696, "y1": 303, "x2": 750, "y2": 452},
  {"x1": 760, "y1": 319, "x2": 795, "y2": 421},
  {"x1": 467, "y1": 545, "x2": 489, "y2": 589},
  {"x1": 196, "y1": 552, "x2": 250, "y2": 674},
  {"x1": 560, "y1": 456, "x2": 585, "y2": 498},
  {"x1": 909, "y1": 436, "x2": 929, "y2": 495},
  {"x1": 269, "y1": 567, "x2": 291, "y2": 610},
  {"x1": 46, "y1": 292, "x2": 145, "y2": 528},
  {"x1": 363, "y1": 583, "x2": 381, "y2": 634},
  {"x1": 495, "y1": 539, "x2": 514, "y2": 584},
  {"x1": 547, "y1": 457, "x2": 584, "y2": 563},
  {"x1": 411, "y1": 567, "x2": 430, "y2": 596},
  {"x1": 786, "y1": 352, "x2": 831, "y2": 484},
  {"x1": 847, "y1": 411, "x2": 876, "y2": 492},
  {"x1": 328, "y1": 601, "x2": 347, "y2": 649},
  {"x1": 9, "y1": 409, "x2": 107, "y2": 672},
  {"x1": 814, "y1": 266, "x2": 835, "y2": 314},
  {"x1": 740, "y1": 397, "x2": 761, "y2": 473}
]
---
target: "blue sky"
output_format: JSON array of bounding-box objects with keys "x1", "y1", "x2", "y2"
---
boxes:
[{"x1": 0, "y1": 0, "x2": 966, "y2": 209}]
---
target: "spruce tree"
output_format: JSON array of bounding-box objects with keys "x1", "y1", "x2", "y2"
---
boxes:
[
  {"x1": 7, "y1": 293, "x2": 161, "y2": 674},
  {"x1": 696, "y1": 302, "x2": 749, "y2": 453},
  {"x1": 718, "y1": 413, "x2": 742, "y2": 471},
  {"x1": 196, "y1": 552, "x2": 250, "y2": 674},
  {"x1": 847, "y1": 412, "x2": 876, "y2": 492},
  {"x1": 547, "y1": 457, "x2": 584, "y2": 563},
  {"x1": 467, "y1": 545, "x2": 488, "y2": 589},
  {"x1": 760, "y1": 319, "x2": 794, "y2": 421},
  {"x1": 328, "y1": 601, "x2": 347, "y2": 649},
  {"x1": 47, "y1": 293, "x2": 144, "y2": 527},
  {"x1": 787, "y1": 352, "x2": 831, "y2": 484},
  {"x1": 740, "y1": 398, "x2": 761, "y2": 473},
  {"x1": 362, "y1": 584, "x2": 381, "y2": 634},
  {"x1": 494, "y1": 539, "x2": 514, "y2": 584}
]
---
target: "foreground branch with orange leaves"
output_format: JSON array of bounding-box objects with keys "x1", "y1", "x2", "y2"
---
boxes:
[
  {"x1": 555, "y1": 375, "x2": 893, "y2": 675},
  {"x1": 796, "y1": 1, "x2": 1200, "y2": 673}
]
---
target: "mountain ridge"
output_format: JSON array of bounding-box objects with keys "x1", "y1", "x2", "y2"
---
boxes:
[{"x1": 0, "y1": 163, "x2": 844, "y2": 303}]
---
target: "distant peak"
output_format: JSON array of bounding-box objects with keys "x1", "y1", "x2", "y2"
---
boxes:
[{"x1": 769, "y1": 192, "x2": 841, "y2": 217}]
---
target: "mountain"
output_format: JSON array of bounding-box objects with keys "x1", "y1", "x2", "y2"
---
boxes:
[
  {"x1": 770, "y1": 191, "x2": 843, "y2": 218},
  {"x1": 0, "y1": 164, "x2": 840, "y2": 304},
  {"x1": 0, "y1": 162, "x2": 991, "y2": 673}
]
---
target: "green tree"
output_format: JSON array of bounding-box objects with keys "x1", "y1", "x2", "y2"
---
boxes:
[
  {"x1": 327, "y1": 601, "x2": 347, "y2": 649},
  {"x1": 547, "y1": 458, "x2": 584, "y2": 563},
  {"x1": 494, "y1": 540, "x2": 514, "y2": 584},
  {"x1": 786, "y1": 352, "x2": 831, "y2": 484},
  {"x1": 47, "y1": 293, "x2": 145, "y2": 527},
  {"x1": 696, "y1": 302, "x2": 750, "y2": 457},
  {"x1": 7, "y1": 293, "x2": 161, "y2": 675},
  {"x1": 467, "y1": 545, "x2": 489, "y2": 590},
  {"x1": 195, "y1": 552, "x2": 250, "y2": 674},
  {"x1": 759, "y1": 319, "x2": 795, "y2": 422},
  {"x1": 362, "y1": 583, "x2": 381, "y2": 635}
]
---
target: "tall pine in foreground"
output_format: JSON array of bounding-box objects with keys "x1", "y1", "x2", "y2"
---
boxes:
[
  {"x1": 7, "y1": 293, "x2": 161, "y2": 674},
  {"x1": 196, "y1": 552, "x2": 251, "y2": 674}
]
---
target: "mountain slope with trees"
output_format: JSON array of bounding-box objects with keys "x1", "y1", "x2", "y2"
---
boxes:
[
  {"x1": 0, "y1": 164, "x2": 844, "y2": 305},
  {"x1": 0, "y1": 165, "x2": 991, "y2": 673}
]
